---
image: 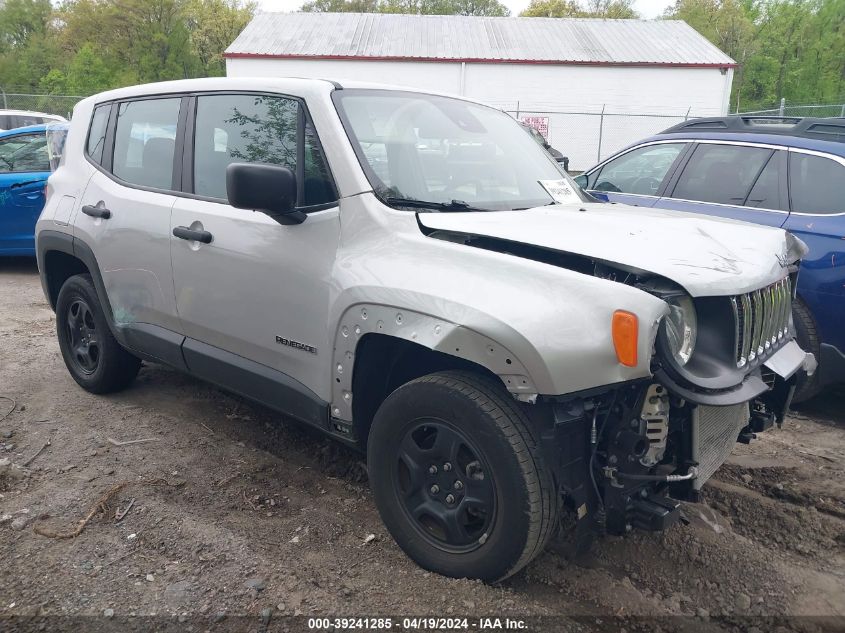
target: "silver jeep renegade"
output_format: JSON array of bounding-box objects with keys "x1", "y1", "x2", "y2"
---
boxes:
[{"x1": 36, "y1": 78, "x2": 815, "y2": 581}]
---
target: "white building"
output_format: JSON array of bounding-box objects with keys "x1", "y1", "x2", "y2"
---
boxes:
[{"x1": 225, "y1": 13, "x2": 735, "y2": 169}]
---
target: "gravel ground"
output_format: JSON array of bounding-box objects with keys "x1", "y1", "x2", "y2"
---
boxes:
[{"x1": 1, "y1": 257, "x2": 844, "y2": 632}]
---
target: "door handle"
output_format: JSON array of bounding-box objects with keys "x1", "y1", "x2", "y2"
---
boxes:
[
  {"x1": 82, "y1": 204, "x2": 111, "y2": 219},
  {"x1": 173, "y1": 226, "x2": 213, "y2": 244}
]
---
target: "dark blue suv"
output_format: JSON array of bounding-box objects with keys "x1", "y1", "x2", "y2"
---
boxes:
[{"x1": 574, "y1": 116, "x2": 845, "y2": 401}]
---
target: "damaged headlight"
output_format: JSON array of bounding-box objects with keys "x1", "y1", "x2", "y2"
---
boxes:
[{"x1": 664, "y1": 295, "x2": 697, "y2": 366}]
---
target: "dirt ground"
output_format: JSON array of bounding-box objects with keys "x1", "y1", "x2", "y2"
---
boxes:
[{"x1": 1, "y1": 257, "x2": 844, "y2": 632}]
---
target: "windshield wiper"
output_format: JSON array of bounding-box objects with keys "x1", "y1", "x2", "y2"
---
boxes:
[{"x1": 385, "y1": 196, "x2": 492, "y2": 213}]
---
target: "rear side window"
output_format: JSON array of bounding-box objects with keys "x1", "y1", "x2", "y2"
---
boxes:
[
  {"x1": 112, "y1": 98, "x2": 181, "y2": 190},
  {"x1": 591, "y1": 143, "x2": 686, "y2": 195},
  {"x1": 0, "y1": 133, "x2": 50, "y2": 172},
  {"x1": 671, "y1": 144, "x2": 772, "y2": 205},
  {"x1": 86, "y1": 105, "x2": 110, "y2": 165},
  {"x1": 789, "y1": 152, "x2": 845, "y2": 214},
  {"x1": 192, "y1": 94, "x2": 336, "y2": 206}
]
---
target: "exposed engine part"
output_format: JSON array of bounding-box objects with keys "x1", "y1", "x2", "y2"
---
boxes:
[
  {"x1": 639, "y1": 383, "x2": 669, "y2": 467},
  {"x1": 630, "y1": 494, "x2": 681, "y2": 531},
  {"x1": 613, "y1": 466, "x2": 698, "y2": 483}
]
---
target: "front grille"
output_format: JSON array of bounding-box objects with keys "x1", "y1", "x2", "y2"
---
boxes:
[
  {"x1": 692, "y1": 403, "x2": 749, "y2": 489},
  {"x1": 730, "y1": 278, "x2": 791, "y2": 369}
]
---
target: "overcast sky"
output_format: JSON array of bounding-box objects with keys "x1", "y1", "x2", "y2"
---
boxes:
[{"x1": 258, "y1": 0, "x2": 673, "y2": 20}]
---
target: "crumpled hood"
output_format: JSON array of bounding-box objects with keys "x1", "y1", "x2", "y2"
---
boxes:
[{"x1": 418, "y1": 202, "x2": 806, "y2": 297}]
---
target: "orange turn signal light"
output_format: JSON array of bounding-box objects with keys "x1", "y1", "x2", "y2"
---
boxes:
[{"x1": 612, "y1": 310, "x2": 639, "y2": 367}]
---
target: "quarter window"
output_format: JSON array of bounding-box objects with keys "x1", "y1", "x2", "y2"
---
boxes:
[
  {"x1": 744, "y1": 152, "x2": 785, "y2": 210},
  {"x1": 192, "y1": 94, "x2": 336, "y2": 206},
  {"x1": 112, "y1": 98, "x2": 181, "y2": 190},
  {"x1": 86, "y1": 104, "x2": 110, "y2": 165},
  {"x1": 789, "y1": 152, "x2": 845, "y2": 214},
  {"x1": 591, "y1": 143, "x2": 686, "y2": 195},
  {"x1": 671, "y1": 144, "x2": 772, "y2": 205},
  {"x1": 0, "y1": 133, "x2": 50, "y2": 173}
]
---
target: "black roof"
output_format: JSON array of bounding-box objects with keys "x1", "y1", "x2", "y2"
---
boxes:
[{"x1": 660, "y1": 116, "x2": 845, "y2": 143}]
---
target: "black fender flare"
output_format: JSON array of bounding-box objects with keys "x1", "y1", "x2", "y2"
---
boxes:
[
  {"x1": 37, "y1": 230, "x2": 188, "y2": 371},
  {"x1": 37, "y1": 230, "x2": 117, "y2": 326}
]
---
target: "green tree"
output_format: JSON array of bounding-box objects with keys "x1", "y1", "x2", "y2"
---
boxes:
[
  {"x1": 0, "y1": 0, "x2": 52, "y2": 49},
  {"x1": 185, "y1": 0, "x2": 256, "y2": 76},
  {"x1": 583, "y1": 0, "x2": 638, "y2": 17},
  {"x1": 301, "y1": 0, "x2": 381, "y2": 10},
  {"x1": 521, "y1": 0, "x2": 638, "y2": 17},
  {"x1": 520, "y1": 0, "x2": 583, "y2": 16},
  {"x1": 663, "y1": 0, "x2": 845, "y2": 111},
  {"x1": 60, "y1": 43, "x2": 119, "y2": 94}
]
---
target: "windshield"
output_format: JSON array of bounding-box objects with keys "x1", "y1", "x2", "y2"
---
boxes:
[{"x1": 334, "y1": 90, "x2": 586, "y2": 211}]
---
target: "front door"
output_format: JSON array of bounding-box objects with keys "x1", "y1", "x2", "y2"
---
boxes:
[
  {"x1": 0, "y1": 131, "x2": 51, "y2": 254},
  {"x1": 170, "y1": 93, "x2": 340, "y2": 407},
  {"x1": 580, "y1": 141, "x2": 690, "y2": 208}
]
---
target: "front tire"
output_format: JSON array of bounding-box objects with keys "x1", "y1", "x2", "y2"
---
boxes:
[
  {"x1": 367, "y1": 371, "x2": 558, "y2": 581},
  {"x1": 56, "y1": 274, "x2": 141, "y2": 394}
]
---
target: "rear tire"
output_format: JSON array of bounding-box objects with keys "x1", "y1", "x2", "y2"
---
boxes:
[
  {"x1": 367, "y1": 371, "x2": 558, "y2": 581},
  {"x1": 792, "y1": 297, "x2": 821, "y2": 403},
  {"x1": 56, "y1": 274, "x2": 141, "y2": 394}
]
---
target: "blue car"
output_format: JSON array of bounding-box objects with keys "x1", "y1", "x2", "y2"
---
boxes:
[
  {"x1": 0, "y1": 124, "x2": 51, "y2": 256},
  {"x1": 574, "y1": 116, "x2": 845, "y2": 401}
]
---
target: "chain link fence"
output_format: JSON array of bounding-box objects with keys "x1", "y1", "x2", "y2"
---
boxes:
[
  {"x1": 499, "y1": 100, "x2": 845, "y2": 172},
  {"x1": 493, "y1": 103, "x2": 719, "y2": 172},
  {"x1": 736, "y1": 100, "x2": 845, "y2": 119},
  {"x1": 0, "y1": 92, "x2": 85, "y2": 119}
]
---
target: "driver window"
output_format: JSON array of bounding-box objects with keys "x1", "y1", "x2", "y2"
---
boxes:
[
  {"x1": 0, "y1": 133, "x2": 51, "y2": 173},
  {"x1": 592, "y1": 143, "x2": 686, "y2": 195}
]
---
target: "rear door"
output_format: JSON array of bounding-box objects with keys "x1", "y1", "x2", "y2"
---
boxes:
[
  {"x1": 578, "y1": 141, "x2": 690, "y2": 207},
  {"x1": 0, "y1": 131, "x2": 50, "y2": 254},
  {"x1": 656, "y1": 141, "x2": 790, "y2": 228},
  {"x1": 782, "y1": 149, "x2": 845, "y2": 369},
  {"x1": 75, "y1": 97, "x2": 185, "y2": 353}
]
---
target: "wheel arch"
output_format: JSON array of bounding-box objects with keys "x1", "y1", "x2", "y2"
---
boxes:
[
  {"x1": 349, "y1": 333, "x2": 506, "y2": 447},
  {"x1": 37, "y1": 230, "x2": 116, "y2": 327},
  {"x1": 333, "y1": 304, "x2": 541, "y2": 443}
]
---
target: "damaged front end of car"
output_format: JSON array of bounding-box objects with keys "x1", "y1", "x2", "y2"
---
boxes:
[
  {"x1": 534, "y1": 259, "x2": 816, "y2": 542},
  {"x1": 420, "y1": 208, "x2": 815, "y2": 542}
]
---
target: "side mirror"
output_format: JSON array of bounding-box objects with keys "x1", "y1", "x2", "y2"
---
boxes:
[
  {"x1": 573, "y1": 174, "x2": 588, "y2": 189},
  {"x1": 226, "y1": 162, "x2": 305, "y2": 225}
]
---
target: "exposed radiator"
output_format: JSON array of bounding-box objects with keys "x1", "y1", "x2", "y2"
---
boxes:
[{"x1": 691, "y1": 403, "x2": 750, "y2": 489}]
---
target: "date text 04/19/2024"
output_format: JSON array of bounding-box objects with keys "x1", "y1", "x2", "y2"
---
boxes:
[{"x1": 307, "y1": 618, "x2": 528, "y2": 630}]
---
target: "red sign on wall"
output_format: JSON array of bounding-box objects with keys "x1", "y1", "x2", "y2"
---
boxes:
[{"x1": 518, "y1": 115, "x2": 549, "y2": 140}]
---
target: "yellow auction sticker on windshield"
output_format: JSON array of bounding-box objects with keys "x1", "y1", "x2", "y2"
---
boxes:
[{"x1": 538, "y1": 179, "x2": 580, "y2": 205}]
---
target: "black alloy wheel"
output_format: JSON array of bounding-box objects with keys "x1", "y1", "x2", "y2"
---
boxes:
[
  {"x1": 65, "y1": 298, "x2": 100, "y2": 374},
  {"x1": 55, "y1": 274, "x2": 141, "y2": 394},
  {"x1": 395, "y1": 418, "x2": 496, "y2": 552},
  {"x1": 368, "y1": 371, "x2": 558, "y2": 581}
]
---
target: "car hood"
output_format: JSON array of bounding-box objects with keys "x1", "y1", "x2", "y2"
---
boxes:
[{"x1": 417, "y1": 202, "x2": 806, "y2": 297}]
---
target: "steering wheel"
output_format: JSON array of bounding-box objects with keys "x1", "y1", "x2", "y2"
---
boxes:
[
  {"x1": 444, "y1": 175, "x2": 485, "y2": 201},
  {"x1": 595, "y1": 180, "x2": 622, "y2": 193},
  {"x1": 630, "y1": 176, "x2": 661, "y2": 195}
]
